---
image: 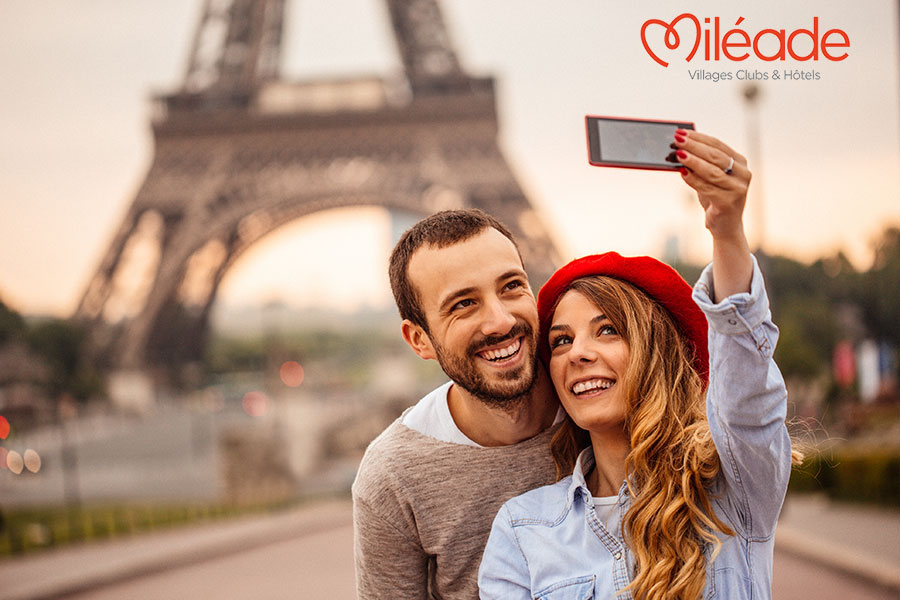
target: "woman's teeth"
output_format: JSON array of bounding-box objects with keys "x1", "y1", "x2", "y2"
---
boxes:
[{"x1": 572, "y1": 379, "x2": 614, "y2": 395}]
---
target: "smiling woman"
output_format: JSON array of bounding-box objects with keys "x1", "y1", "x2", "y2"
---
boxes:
[
  {"x1": 547, "y1": 288, "x2": 631, "y2": 447},
  {"x1": 479, "y1": 130, "x2": 801, "y2": 600}
]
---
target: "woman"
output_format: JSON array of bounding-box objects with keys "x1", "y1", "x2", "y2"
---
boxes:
[{"x1": 478, "y1": 130, "x2": 799, "y2": 599}]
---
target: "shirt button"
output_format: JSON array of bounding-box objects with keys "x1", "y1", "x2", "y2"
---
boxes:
[
  {"x1": 728, "y1": 318, "x2": 737, "y2": 325},
  {"x1": 614, "y1": 551, "x2": 622, "y2": 560}
]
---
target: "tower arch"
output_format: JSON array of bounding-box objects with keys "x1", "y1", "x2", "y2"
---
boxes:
[{"x1": 76, "y1": 0, "x2": 561, "y2": 377}]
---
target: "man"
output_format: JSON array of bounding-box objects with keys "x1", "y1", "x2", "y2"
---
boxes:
[{"x1": 352, "y1": 209, "x2": 561, "y2": 599}]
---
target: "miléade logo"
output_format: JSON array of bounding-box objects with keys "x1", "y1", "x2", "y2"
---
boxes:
[{"x1": 641, "y1": 14, "x2": 850, "y2": 67}]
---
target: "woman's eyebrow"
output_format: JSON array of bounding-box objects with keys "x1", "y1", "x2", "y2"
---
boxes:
[{"x1": 548, "y1": 313, "x2": 609, "y2": 334}]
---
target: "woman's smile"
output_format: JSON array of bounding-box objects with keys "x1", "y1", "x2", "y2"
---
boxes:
[{"x1": 570, "y1": 376, "x2": 615, "y2": 397}]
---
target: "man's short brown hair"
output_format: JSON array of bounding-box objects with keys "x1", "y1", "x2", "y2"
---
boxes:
[{"x1": 389, "y1": 209, "x2": 522, "y2": 332}]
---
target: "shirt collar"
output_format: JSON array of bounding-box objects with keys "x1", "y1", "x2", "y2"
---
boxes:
[
  {"x1": 566, "y1": 446, "x2": 595, "y2": 506},
  {"x1": 566, "y1": 446, "x2": 630, "y2": 507}
]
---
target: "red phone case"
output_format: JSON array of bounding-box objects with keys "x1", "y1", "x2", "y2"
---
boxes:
[{"x1": 585, "y1": 115, "x2": 695, "y2": 171}]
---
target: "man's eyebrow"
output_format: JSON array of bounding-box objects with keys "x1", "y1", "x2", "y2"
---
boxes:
[
  {"x1": 438, "y1": 287, "x2": 478, "y2": 314},
  {"x1": 499, "y1": 269, "x2": 528, "y2": 282}
]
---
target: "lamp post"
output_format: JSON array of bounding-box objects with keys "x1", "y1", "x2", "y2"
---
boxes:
[
  {"x1": 742, "y1": 82, "x2": 765, "y2": 253},
  {"x1": 57, "y1": 394, "x2": 83, "y2": 541}
]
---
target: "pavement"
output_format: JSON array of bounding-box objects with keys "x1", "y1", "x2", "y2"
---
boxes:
[
  {"x1": 775, "y1": 493, "x2": 900, "y2": 593},
  {"x1": 0, "y1": 493, "x2": 898, "y2": 600},
  {"x1": 0, "y1": 498, "x2": 354, "y2": 600}
]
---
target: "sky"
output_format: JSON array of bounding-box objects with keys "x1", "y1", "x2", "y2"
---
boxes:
[{"x1": 1, "y1": 0, "x2": 898, "y2": 317}]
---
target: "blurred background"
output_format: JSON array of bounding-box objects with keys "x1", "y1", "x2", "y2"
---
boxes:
[{"x1": 1, "y1": 0, "x2": 899, "y2": 598}]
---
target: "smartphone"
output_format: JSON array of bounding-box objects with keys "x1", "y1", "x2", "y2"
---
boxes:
[{"x1": 586, "y1": 115, "x2": 695, "y2": 171}]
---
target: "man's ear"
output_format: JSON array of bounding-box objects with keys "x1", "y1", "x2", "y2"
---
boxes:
[{"x1": 401, "y1": 319, "x2": 437, "y2": 361}]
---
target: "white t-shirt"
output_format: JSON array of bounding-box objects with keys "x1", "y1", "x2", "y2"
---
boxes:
[
  {"x1": 401, "y1": 381, "x2": 565, "y2": 447},
  {"x1": 591, "y1": 493, "x2": 620, "y2": 534}
]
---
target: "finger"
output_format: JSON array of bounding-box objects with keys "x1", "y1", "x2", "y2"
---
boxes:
[
  {"x1": 675, "y1": 130, "x2": 748, "y2": 167},
  {"x1": 675, "y1": 149, "x2": 749, "y2": 189},
  {"x1": 676, "y1": 140, "x2": 751, "y2": 184},
  {"x1": 676, "y1": 137, "x2": 747, "y2": 178},
  {"x1": 678, "y1": 169, "x2": 718, "y2": 211},
  {"x1": 678, "y1": 168, "x2": 710, "y2": 205}
]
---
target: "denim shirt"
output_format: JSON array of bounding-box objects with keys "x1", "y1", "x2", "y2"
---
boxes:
[{"x1": 478, "y1": 257, "x2": 792, "y2": 600}]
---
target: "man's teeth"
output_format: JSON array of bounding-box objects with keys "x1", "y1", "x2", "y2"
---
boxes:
[
  {"x1": 481, "y1": 338, "x2": 521, "y2": 361},
  {"x1": 572, "y1": 379, "x2": 614, "y2": 394}
]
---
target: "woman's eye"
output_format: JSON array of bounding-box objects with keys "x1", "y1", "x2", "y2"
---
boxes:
[
  {"x1": 598, "y1": 324, "x2": 618, "y2": 336},
  {"x1": 549, "y1": 335, "x2": 572, "y2": 349}
]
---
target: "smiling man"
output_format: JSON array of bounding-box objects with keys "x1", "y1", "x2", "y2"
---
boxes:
[{"x1": 352, "y1": 209, "x2": 561, "y2": 599}]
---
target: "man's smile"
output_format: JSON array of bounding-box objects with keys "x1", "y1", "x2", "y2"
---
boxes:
[{"x1": 477, "y1": 336, "x2": 523, "y2": 363}]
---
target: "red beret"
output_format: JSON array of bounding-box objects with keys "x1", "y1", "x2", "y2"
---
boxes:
[{"x1": 536, "y1": 252, "x2": 709, "y2": 384}]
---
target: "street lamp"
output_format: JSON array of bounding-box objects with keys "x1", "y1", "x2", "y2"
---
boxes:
[{"x1": 742, "y1": 82, "x2": 765, "y2": 253}]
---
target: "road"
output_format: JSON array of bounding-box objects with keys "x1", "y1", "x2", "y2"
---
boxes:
[
  {"x1": 61, "y1": 522, "x2": 897, "y2": 600},
  {"x1": 64, "y1": 523, "x2": 357, "y2": 600},
  {"x1": 772, "y1": 551, "x2": 898, "y2": 600}
]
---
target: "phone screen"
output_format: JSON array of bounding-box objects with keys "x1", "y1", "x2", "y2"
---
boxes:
[{"x1": 586, "y1": 116, "x2": 695, "y2": 170}]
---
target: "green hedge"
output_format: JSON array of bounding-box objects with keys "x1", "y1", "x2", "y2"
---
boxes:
[
  {"x1": 0, "y1": 497, "x2": 303, "y2": 557},
  {"x1": 789, "y1": 448, "x2": 900, "y2": 507}
]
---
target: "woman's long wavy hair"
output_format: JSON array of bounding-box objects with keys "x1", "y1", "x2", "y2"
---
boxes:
[{"x1": 549, "y1": 275, "x2": 732, "y2": 600}]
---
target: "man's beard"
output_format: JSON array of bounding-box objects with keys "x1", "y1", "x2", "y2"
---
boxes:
[{"x1": 431, "y1": 321, "x2": 538, "y2": 410}]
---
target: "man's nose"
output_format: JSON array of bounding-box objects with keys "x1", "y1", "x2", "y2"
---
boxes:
[{"x1": 480, "y1": 296, "x2": 516, "y2": 336}]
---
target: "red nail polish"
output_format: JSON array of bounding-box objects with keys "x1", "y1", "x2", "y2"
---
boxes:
[
  {"x1": 676, "y1": 150, "x2": 687, "y2": 159},
  {"x1": 674, "y1": 134, "x2": 686, "y2": 143},
  {"x1": 680, "y1": 167, "x2": 689, "y2": 176},
  {"x1": 675, "y1": 129, "x2": 688, "y2": 136}
]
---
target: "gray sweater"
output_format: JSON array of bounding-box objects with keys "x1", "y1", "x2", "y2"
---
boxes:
[{"x1": 352, "y1": 418, "x2": 559, "y2": 599}]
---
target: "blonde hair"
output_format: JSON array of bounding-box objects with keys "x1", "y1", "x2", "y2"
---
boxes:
[{"x1": 549, "y1": 276, "x2": 731, "y2": 600}]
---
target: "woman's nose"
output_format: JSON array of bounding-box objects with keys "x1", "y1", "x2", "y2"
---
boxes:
[{"x1": 569, "y1": 336, "x2": 598, "y2": 364}]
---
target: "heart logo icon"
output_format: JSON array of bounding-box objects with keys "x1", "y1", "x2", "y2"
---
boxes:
[{"x1": 641, "y1": 13, "x2": 702, "y2": 68}]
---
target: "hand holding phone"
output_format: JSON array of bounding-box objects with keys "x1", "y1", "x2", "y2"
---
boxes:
[{"x1": 586, "y1": 116, "x2": 695, "y2": 171}]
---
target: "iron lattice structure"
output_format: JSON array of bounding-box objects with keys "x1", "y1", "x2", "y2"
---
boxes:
[{"x1": 76, "y1": 0, "x2": 561, "y2": 373}]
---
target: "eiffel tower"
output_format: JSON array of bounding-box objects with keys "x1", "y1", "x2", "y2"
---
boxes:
[{"x1": 75, "y1": 0, "x2": 561, "y2": 376}]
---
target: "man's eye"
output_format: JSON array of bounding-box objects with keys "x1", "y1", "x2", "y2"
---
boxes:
[
  {"x1": 504, "y1": 280, "x2": 524, "y2": 291},
  {"x1": 452, "y1": 299, "x2": 475, "y2": 311}
]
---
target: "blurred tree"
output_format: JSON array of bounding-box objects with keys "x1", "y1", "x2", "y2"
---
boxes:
[
  {"x1": 757, "y1": 255, "x2": 843, "y2": 378},
  {"x1": 26, "y1": 319, "x2": 104, "y2": 402},
  {"x1": 206, "y1": 336, "x2": 268, "y2": 373},
  {"x1": 0, "y1": 299, "x2": 26, "y2": 344},
  {"x1": 773, "y1": 296, "x2": 838, "y2": 378},
  {"x1": 860, "y1": 227, "x2": 900, "y2": 346},
  {"x1": 671, "y1": 261, "x2": 703, "y2": 289}
]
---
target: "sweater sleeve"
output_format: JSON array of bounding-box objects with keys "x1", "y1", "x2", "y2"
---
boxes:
[{"x1": 353, "y1": 495, "x2": 429, "y2": 599}]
